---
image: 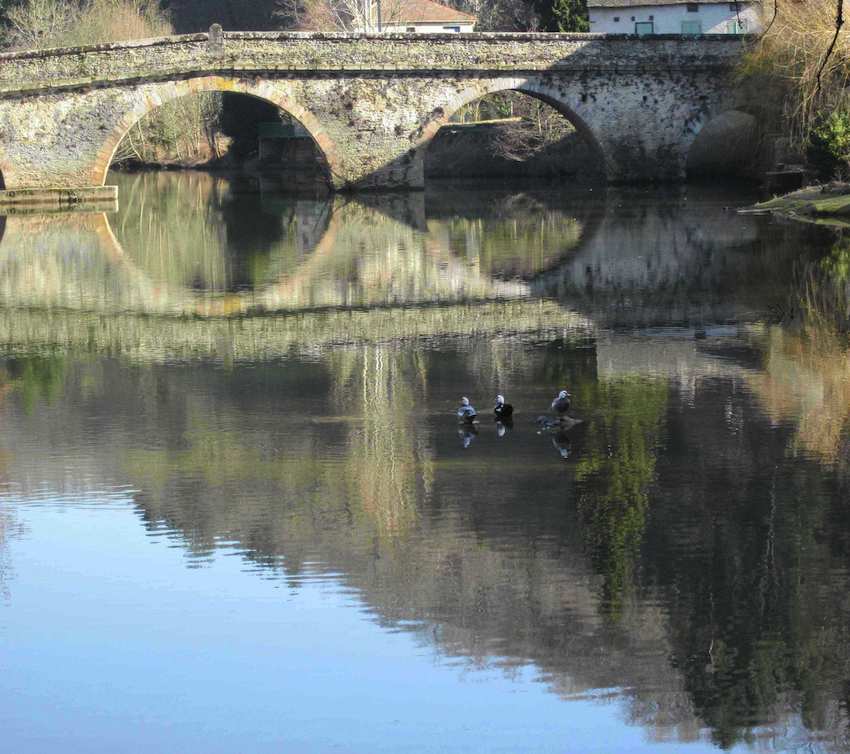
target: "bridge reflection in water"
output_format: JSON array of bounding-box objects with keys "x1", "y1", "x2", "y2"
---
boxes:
[
  {"x1": 0, "y1": 171, "x2": 590, "y2": 317},
  {"x1": 0, "y1": 177, "x2": 849, "y2": 752}
]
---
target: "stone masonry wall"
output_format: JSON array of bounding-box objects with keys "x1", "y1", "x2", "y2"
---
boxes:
[{"x1": 0, "y1": 32, "x2": 746, "y2": 193}]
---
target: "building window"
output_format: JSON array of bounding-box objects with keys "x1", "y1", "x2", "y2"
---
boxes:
[
  {"x1": 406, "y1": 26, "x2": 415, "y2": 31},
  {"x1": 635, "y1": 21, "x2": 654, "y2": 35},
  {"x1": 630, "y1": 15, "x2": 635, "y2": 20},
  {"x1": 687, "y1": 3, "x2": 699, "y2": 11},
  {"x1": 613, "y1": 16, "x2": 620, "y2": 22},
  {"x1": 681, "y1": 20, "x2": 702, "y2": 34},
  {"x1": 726, "y1": 18, "x2": 747, "y2": 32},
  {"x1": 442, "y1": 25, "x2": 461, "y2": 32},
  {"x1": 649, "y1": 15, "x2": 654, "y2": 20}
]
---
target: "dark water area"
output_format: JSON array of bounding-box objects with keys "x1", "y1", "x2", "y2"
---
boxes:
[{"x1": 1, "y1": 172, "x2": 849, "y2": 753}]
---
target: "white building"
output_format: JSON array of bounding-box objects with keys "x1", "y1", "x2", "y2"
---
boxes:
[{"x1": 588, "y1": 0, "x2": 761, "y2": 35}]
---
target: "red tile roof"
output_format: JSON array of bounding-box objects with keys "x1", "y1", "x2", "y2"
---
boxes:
[{"x1": 380, "y1": 0, "x2": 477, "y2": 24}]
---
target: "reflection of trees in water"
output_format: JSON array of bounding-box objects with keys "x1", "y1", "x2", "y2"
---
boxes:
[
  {"x1": 1, "y1": 176, "x2": 588, "y2": 313},
  {"x1": 664, "y1": 465, "x2": 850, "y2": 752},
  {"x1": 4, "y1": 335, "x2": 850, "y2": 748},
  {"x1": 426, "y1": 195, "x2": 583, "y2": 280},
  {"x1": 647, "y1": 376, "x2": 850, "y2": 752},
  {"x1": 0, "y1": 358, "x2": 54, "y2": 602},
  {"x1": 111, "y1": 171, "x2": 316, "y2": 292},
  {"x1": 264, "y1": 197, "x2": 545, "y2": 308},
  {"x1": 573, "y1": 377, "x2": 668, "y2": 619},
  {"x1": 329, "y1": 345, "x2": 433, "y2": 539},
  {"x1": 744, "y1": 327, "x2": 850, "y2": 469},
  {"x1": 109, "y1": 173, "x2": 585, "y2": 306},
  {"x1": 122, "y1": 342, "x2": 436, "y2": 553},
  {"x1": 0, "y1": 355, "x2": 65, "y2": 414},
  {"x1": 795, "y1": 239, "x2": 850, "y2": 334}
]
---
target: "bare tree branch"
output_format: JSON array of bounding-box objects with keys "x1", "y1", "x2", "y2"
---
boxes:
[{"x1": 816, "y1": 0, "x2": 845, "y2": 96}]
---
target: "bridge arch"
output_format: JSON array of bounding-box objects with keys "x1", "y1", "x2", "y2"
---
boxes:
[
  {"x1": 685, "y1": 108, "x2": 759, "y2": 180},
  {"x1": 417, "y1": 77, "x2": 610, "y2": 181},
  {"x1": 92, "y1": 76, "x2": 342, "y2": 188}
]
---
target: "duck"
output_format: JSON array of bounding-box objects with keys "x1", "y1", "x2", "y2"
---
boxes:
[
  {"x1": 551, "y1": 389, "x2": 571, "y2": 416},
  {"x1": 457, "y1": 396, "x2": 477, "y2": 423},
  {"x1": 536, "y1": 389, "x2": 583, "y2": 431},
  {"x1": 494, "y1": 394, "x2": 514, "y2": 420}
]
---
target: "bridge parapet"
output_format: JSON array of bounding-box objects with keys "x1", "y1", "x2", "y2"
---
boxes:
[{"x1": 0, "y1": 31, "x2": 745, "y2": 94}]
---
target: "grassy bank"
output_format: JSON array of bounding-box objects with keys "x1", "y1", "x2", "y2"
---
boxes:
[{"x1": 745, "y1": 183, "x2": 850, "y2": 227}]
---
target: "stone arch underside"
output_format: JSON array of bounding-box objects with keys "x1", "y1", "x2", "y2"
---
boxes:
[
  {"x1": 93, "y1": 76, "x2": 342, "y2": 189},
  {"x1": 685, "y1": 108, "x2": 760, "y2": 179},
  {"x1": 416, "y1": 77, "x2": 610, "y2": 181}
]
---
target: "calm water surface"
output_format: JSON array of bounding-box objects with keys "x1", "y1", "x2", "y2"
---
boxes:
[{"x1": 0, "y1": 173, "x2": 848, "y2": 753}]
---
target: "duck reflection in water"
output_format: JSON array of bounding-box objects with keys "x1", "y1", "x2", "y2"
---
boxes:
[
  {"x1": 552, "y1": 428, "x2": 572, "y2": 460},
  {"x1": 458, "y1": 424, "x2": 479, "y2": 449},
  {"x1": 496, "y1": 418, "x2": 513, "y2": 438}
]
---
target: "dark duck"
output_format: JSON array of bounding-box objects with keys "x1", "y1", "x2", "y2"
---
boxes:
[
  {"x1": 457, "y1": 396, "x2": 477, "y2": 423},
  {"x1": 494, "y1": 394, "x2": 514, "y2": 421},
  {"x1": 537, "y1": 389, "x2": 582, "y2": 430},
  {"x1": 551, "y1": 389, "x2": 571, "y2": 416}
]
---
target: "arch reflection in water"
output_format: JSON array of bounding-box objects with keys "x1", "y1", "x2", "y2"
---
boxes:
[{"x1": 0, "y1": 172, "x2": 589, "y2": 315}]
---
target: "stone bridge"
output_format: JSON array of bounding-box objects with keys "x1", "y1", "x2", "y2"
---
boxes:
[{"x1": 0, "y1": 30, "x2": 745, "y2": 202}]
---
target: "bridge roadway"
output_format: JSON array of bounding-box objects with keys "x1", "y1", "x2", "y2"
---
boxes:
[{"x1": 0, "y1": 30, "x2": 746, "y2": 203}]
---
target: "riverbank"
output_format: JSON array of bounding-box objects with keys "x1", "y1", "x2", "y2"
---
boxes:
[{"x1": 744, "y1": 182, "x2": 850, "y2": 227}]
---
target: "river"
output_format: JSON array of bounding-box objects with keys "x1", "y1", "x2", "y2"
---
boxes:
[{"x1": 0, "y1": 171, "x2": 848, "y2": 753}]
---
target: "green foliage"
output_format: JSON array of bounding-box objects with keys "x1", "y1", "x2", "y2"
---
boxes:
[
  {"x1": 551, "y1": 0, "x2": 588, "y2": 32},
  {"x1": 808, "y1": 109, "x2": 850, "y2": 179}
]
